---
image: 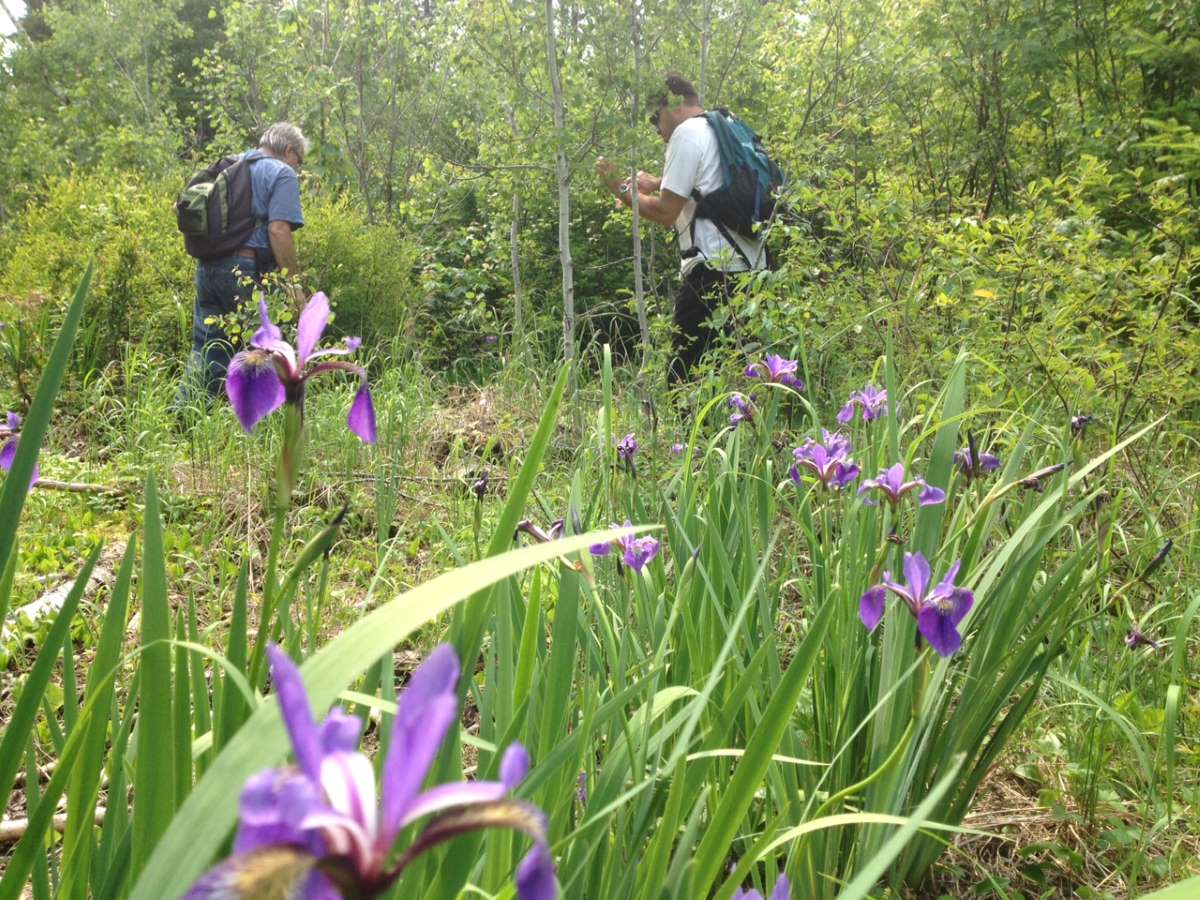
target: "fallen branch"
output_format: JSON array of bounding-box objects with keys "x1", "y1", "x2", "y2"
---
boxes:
[
  {"x1": 1, "y1": 542, "x2": 124, "y2": 643},
  {"x1": 0, "y1": 807, "x2": 107, "y2": 843},
  {"x1": 33, "y1": 478, "x2": 127, "y2": 497}
]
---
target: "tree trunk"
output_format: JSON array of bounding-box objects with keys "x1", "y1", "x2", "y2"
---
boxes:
[
  {"x1": 631, "y1": 0, "x2": 650, "y2": 361},
  {"x1": 544, "y1": 0, "x2": 575, "y2": 361},
  {"x1": 510, "y1": 188, "x2": 524, "y2": 343}
]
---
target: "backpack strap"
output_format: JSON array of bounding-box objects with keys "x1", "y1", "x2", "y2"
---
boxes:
[
  {"x1": 687, "y1": 169, "x2": 755, "y2": 271},
  {"x1": 238, "y1": 152, "x2": 268, "y2": 232}
]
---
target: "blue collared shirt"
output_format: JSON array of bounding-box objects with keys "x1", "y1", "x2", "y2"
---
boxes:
[{"x1": 241, "y1": 149, "x2": 304, "y2": 267}]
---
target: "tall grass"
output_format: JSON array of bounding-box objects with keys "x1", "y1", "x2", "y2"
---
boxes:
[{"x1": 0, "y1": 272, "x2": 1192, "y2": 899}]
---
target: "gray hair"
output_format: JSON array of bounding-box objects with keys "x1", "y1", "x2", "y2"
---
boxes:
[{"x1": 259, "y1": 122, "x2": 310, "y2": 163}]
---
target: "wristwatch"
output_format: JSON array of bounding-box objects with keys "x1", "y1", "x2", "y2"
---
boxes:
[{"x1": 618, "y1": 183, "x2": 630, "y2": 195}]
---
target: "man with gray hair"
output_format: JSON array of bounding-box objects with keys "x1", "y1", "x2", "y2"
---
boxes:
[{"x1": 176, "y1": 122, "x2": 309, "y2": 406}]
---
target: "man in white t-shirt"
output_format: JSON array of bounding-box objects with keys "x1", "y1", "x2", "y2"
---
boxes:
[{"x1": 598, "y1": 73, "x2": 766, "y2": 384}]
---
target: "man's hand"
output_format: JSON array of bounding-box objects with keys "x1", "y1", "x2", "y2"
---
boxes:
[
  {"x1": 596, "y1": 156, "x2": 619, "y2": 189},
  {"x1": 596, "y1": 156, "x2": 629, "y2": 202}
]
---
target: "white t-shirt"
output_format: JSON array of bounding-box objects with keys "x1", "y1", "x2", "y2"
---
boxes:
[{"x1": 660, "y1": 114, "x2": 767, "y2": 276}]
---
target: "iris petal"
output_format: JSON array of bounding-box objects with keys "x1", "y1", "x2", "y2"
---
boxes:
[
  {"x1": 399, "y1": 780, "x2": 513, "y2": 829},
  {"x1": 226, "y1": 352, "x2": 285, "y2": 432},
  {"x1": 347, "y1": 384, "x2": 377, "y2": 444},
  {"x1": 266, "y1": 645, "x2": 324, "y2": 783},
  {"x1": 0, "y1": 438, "x2": 37, "y2": 491},
  {"x1": 252, "y1": 299, "x2": 283, "y2": 348},
  {"x1": 318, "y1": 708, "x2": 363, "y2": 754},
  {"x1": 296, "y1": 292, "x2": 331, "y2": 366},
  {"x1": 918, "y1": 485, "x2": 946, "y2": 506},
  {"x1": 381, "y1": 645, "x2": 461, "y2": 836},
  {"x1": 859, "y1": 586, "x2": 886, "y2": 631},
  {"x1": 501, "y1": 743, "x2": 531, "y2": 789},
  {"x1": 902, "y1": 553, "x2": 932, "y2": 603},
  {"x1": 917, "y1": 605, "x2": 962, "y2": 657},
  {"x1": 516, "y1": 841, "x2": 558, "y2": 900},
  {"x1": 182, "y1": 845, "x2": 321, "y2": 900}
]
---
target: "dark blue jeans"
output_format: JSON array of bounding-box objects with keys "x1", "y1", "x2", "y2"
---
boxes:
[{"x1": 175, "y1": 256, "x2": 259, "y2": 406}]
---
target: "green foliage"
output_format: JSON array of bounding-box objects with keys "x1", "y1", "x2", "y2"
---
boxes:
[
  {"x1": 300, "y1": 192, "x2": 423, "y2": 349},
  {"x1": 744, "y1": 154, "x2": 1200, "y2": 439},
  {"x1": 0, "y1": 170, "x2": 193, "y2": 381}
]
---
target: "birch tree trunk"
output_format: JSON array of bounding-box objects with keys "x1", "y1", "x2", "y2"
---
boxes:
[
  {"x1": 544, "y1": 0, "x2": 575, "y2": 362},
  {"x1": 508, "y1": 106, "x2": 525, "y2": 345},
  {"x1": 630, "y1": 0, "x2": 650, "y2": 361},
  {"x1": 510, "y1": 188, "x2": 524, "y2": 343},
  {"x1": 698, "y1": 0, "x2": 712, "y2": 105}
]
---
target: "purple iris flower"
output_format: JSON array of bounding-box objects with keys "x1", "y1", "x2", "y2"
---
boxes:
[
  {"x1": 858, "y1": 463, "x2": 945, "y2": 507},
  {"x1": 954, "y1": 434, "x2": 1001, "y2": 482},
  {"x1": 671, "y1": 442, "x2": 686, "y2": 456},
  {"x1": 789, "y1": 430, "x2": 859, "y2": 489},
  {"x1": 744, "y1": 354, "x2": 804, "y2": 391},
  {"x1": 1125, "y1": 629, "x2": 1159, "y2": 651},
  {"x1": 484, "y1": 334, "x2": 499, "y2": 345},
  {"x1": 576, "y1": 771, "x2": 588, "y2": 804},
  {"x1": 185, "y1": 644, "x2": 556, "y2": 900},
  {"x1": 859, "y1": 553, "x2": 975, "y2": 657},
  {"x1": 226, "y1": 293, "x2": 376, "y2": 444},
  {"x1": 836, "y1": 384, "x2": 889, "y2": 424},
  {"x1": 517, "y1": 519, "x2": 563, "y2": 544},
  {"x1": 1070, "y1": 414, "x2": 1095, "y2": 437},
  {"x1": 620, "y1": 532, "x2": 660, "y2": 572},
  {"x1": 732, "y1": 876, "x2": 790, "y2": 900},
  {"x1": 0, "y1": 412, "x2": 38, "y2": 492},
  {"x1": 471, "y1": 471, "x2": 489, "y2": 501},
  {"x1": 614, "y1": 432, "x2": 638, "y2": 464},
  {"x1": 729, "y1": 393, "x2": 754, "y2": 427},
  {"x1": 590, "y1": 519, "x2": 659, "y2": 573}
]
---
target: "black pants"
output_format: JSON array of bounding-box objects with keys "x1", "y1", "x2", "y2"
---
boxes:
[{"x1": 669, "y1": 264, "x2": 733, "y2": 385}]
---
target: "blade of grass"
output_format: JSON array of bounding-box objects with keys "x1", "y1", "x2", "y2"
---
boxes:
[
  {"x1": 0, "y1": 264, "x2": 92, "y2": 583},
  {"x1": 130, "y1": 474, "x2": 175, "y2": 877},
  {"x1": 59, "y1": 538, "x2": 136, "y2": 900},
  {"x1": 689, "y1": 594, "x2": 837, "y2": 897},
  {"x1": 837, "y1": 755, "x2": 965, "y2": 899}
]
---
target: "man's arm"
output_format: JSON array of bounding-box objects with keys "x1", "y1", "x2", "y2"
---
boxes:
[
  {"x1": 597, "y1": 157, "x2": 685, "y2": 227},
  {"x1": 267, "y1": 221, "x2": 300, "y2": 276},
  {"x1": 267, "y1": 220, "x2": 304, "y2": 308},
  {"x1": 619, "y1": 189, "x2": 686, "y2": 228}
]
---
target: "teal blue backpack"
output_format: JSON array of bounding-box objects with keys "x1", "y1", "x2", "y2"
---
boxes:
[{"x1": 690, "y1": 109, "x2": 784, "y2": 267}]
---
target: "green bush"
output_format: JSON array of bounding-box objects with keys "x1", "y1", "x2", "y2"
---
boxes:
[
  {"x1": 0, "y1": 167, "x2": 194, "y2": 384},
  {"x1": 0, "y1": 169, "x2": 428, "y2": 391},
  {"x1": 744, "y1": 154, "x2": 1200, "y2": 438},
  {"x1": 299, "y1": 191, "x2": 423, "y2": 351}
]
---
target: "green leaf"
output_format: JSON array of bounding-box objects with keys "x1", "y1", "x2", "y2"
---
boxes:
[
  {"x1": 60, "y1": 538, "x2": 136, "y2": 900},
  {"x1": 131, "y1": 474, "x2": 175, "y2": 877},
  {"x1": 1137, "y1": 877, "x2": 1200, "y2": 899},
  {"x1": 837, "y1": 755, "x2": 966, "y2": 899}
]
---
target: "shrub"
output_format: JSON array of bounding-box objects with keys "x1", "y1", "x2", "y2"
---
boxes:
[{"x1": 0, "y1": 168, "x2": 427, "y2": 393}]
